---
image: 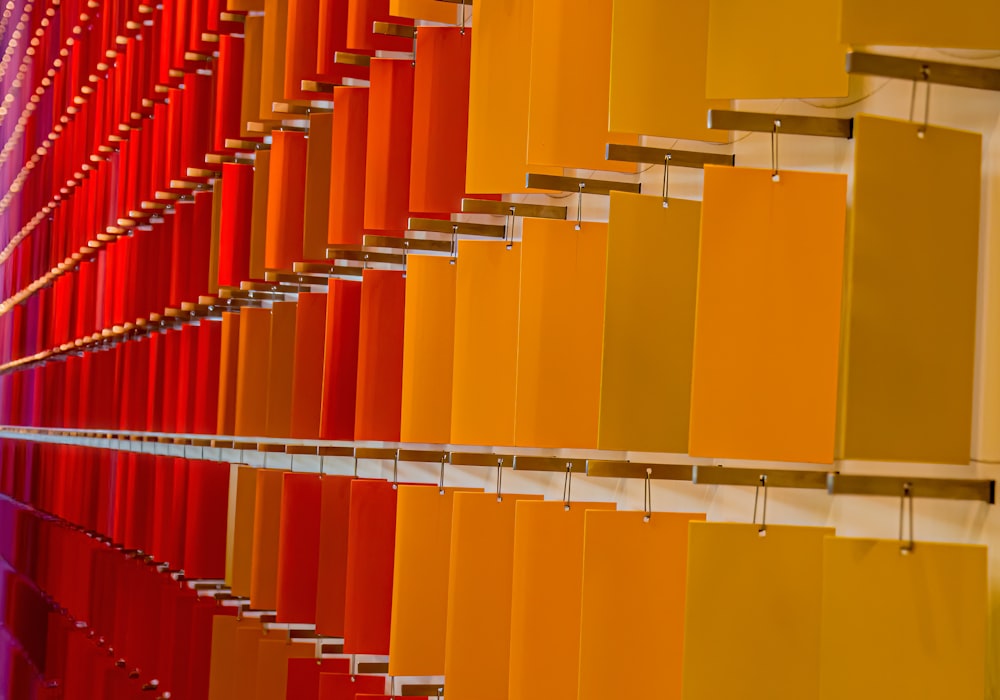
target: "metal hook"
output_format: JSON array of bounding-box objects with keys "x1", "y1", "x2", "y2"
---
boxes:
[
  {"x1": 496, "y1": 457, "x2": 504, "y2": 502},
  {"x1": 562, "y1": 462, "x2": 573, "y2": 511},
  {"x1": 353, "y1": 452, "x2": 359, "y2": 478},
  {"x1": 392, "y1": 449, "x2": 399, "y2": 489},
  {"x1": 753, "y1": 474, "x2": 768, "y2": 535},
  {"x1": 319, "y1": 453, "x2": 325, "y2": 478},
  {"x1": 449, "y1": 223, "x2": 458, "y2": 265},
  {"x1": 909, "y1": 65, "x2": 931, "y2": 139},
  {"x1": 575, "y1": 182, "x2": 584, "y2": 230},
  {"x1": 770, "y1": 120, "x2": 781, "y2": 182},
  {"x1": 899, "y1": 482, "x2": 915, "y2": 554},
  {"x1": 289, "y1": 453, "x2": 295, "y2": 473},
  {"x1": 460, "y1": 0, "x2": 467, "y2": 35},
  {"x1": 505, "y1": 205, "x2": 515, "y2": 250},
  {"x1": 662, "y1": 153, "x2": 671, "y2": 208},
  {"x1": 411, "y1": 27, "x2": 417, "y2": 68},
  {"x1": 643, "y1": 467, "x2": 652, "y2": 522},
  {"x1": 438, "y1": 452, "x2": 448, "y2": 495}
]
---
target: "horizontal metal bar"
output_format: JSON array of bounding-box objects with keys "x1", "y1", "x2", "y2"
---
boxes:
[
  {"x1": 513, "y1": 456, "x2": 587, "y2": 473},
  {"x1": 827, "y1": 474, "x2": 995, "y2": 503},
  {"x1": 847, "y1": 51, "x2": 1000, "y2": 92},
  {"x1": 461, "y1": 198, "x2": 567, "y2": 220},
  {"x1": 398, "y1": 449, "x2": 450, "y2": 463},
  {"x1": 355, "y1": 447, "x2": 397, "y2": 460},
  {"x1": 586, "y1": 461, "x2": 693, "y2": 481},
  {"x1": 606, "y1": 143, "x2": 735, "y2": 168},
  {"x1": 301, "y1": 79, "x2": 338, "y2": 94},
  {"x1": 694, "y1": 465, "x2": 830, "y2": 490},
  {"x1": 707, "y1": 109, "x2": 853, "y2": 139},
  {"x1": 373, "y1": 21, "x2": 415, "y2": 39},
  {"x1": 335, "y1": 51, "x2": 371, "y2": 67},
  {"x1": 320, "y1": 643, "x2": 344, "y2": 654},
  {"x1": 357, "y1": 662, "x2": 389, "y2": 674},
  {"x1": 400, "y1": 684, "x2": 444, "y2": 697},
  {"x1": 256, "y1": 443, "x2": 286, "y2": 453},
  {"x1": 363, "y1": 234, "x2": 453, "y2": 253},
  {"x1": 325, "y1": 248, "x2": 407, "y2": 265},
  {"x1": 525, "y1": 173, "x2": 641, "y2": 195},
  {"x1": 408, "y1": 217, "x2": 506, "y2": 238},
  {"x1": 318, "y1": 446, "x2": 356, "y2": 457},
  {"x1": 450, "y1": 452, "x2": 512, "y2": 468},
  {"x1": 285, "y1": 445, "x2": 318, "y2": 455}
]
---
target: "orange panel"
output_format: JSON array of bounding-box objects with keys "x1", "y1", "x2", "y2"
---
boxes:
[
  {"x1": 508, "y1": 501, "x2": 616, "y2": 700},
  {"x1": 328, "y1": 87, "x2": 371, "y2": 247},
  {"x1": 255, "y1": 635, "x2": 315, "y2": 700},
  {"x1": 400, "y1": 255, "x2": 456, "y2": 444},
  {"x1": 689, "y1": 166, "x2": 847, "y2": 463},
  {"x1": 364, "y1": 59, "x2": 415, "y2": 232},
  {"x1": 230, "y1": 0, "x2": 264, "y2": 10},
  {"x1": 515, "y1": 221, "x2": 607, "y2": 449},
  {"x1": 320, "y1": 280, "x2": 363, "y2": 440},
  {"x1": 346, "y1": 0, "x2": 413, "y2": 53},
  {"x1": 249, "y1": 468, "x2": 289, "y2": 610},
  {"x1": 207, "y1": 614, "x2": 239, "y2": 700},
  {"x1": 284, "y1": 0, "x2": 322, "y2": 102},
  {"x1": 216, "y1": 312, "x2": 240, "y2": 436},
  {"x1": 303, "y1": 112, "x2": 334, "y2": 260},
  {"x1": 388, "y1": 486, "x2": 481, "y2": 677},
  {"x1": 444, "y1": 492, "x2": 543, "y2": 700},
  {"x1": 450, "y1": 242, "x2": 521, "y2": 447},
  {"x1": 227, "y1": 465, "x2": 258, "y2": 597},
  {"x1": 234, "y1": 307, "x2": 270, "y2": 437},
  {"x1": 354, "y1": 270, "x2": 406, "y2": 441},
  {"x1": 290, "y1": 293, "x2": 328, "y2": 439},
  {"x1": 316, "y1": 0, "x2": 372, "y2": 81},
  {"x1": 249, "y1": 149, "x2": 270, "y2": 280},
  {"x1": 260, "y1": 0, "x2": 291, "y2": 120},
  {"x1": 264, "y1": 131, "x2": 308, "y2": 271},
  {"x1": 578, "y1": 511, "x2": 702, "y2": 700},
  {"x1": 241, "y1": 16, "x2": 265, "y2": 134},
  {"x1": 232, "y1": 618, "x2": 265, "y2": 700},
  {"x1": 265, "y1": 301, "x2": 297, "y2": 438},
  {"x1": 315, "y1": 476, "x2": 354, "y2": 637},
  {"x1": 390, "y1": 0, "x2": 455, "y2": 23}
]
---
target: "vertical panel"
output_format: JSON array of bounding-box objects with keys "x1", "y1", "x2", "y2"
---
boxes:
[
  {"x1": 218, "y1": 163, "x2": 253, "y2": 288},
  {"x1": 838, "y1": 116, "x2": 980, "y2": 464},
  {"x1": 682, "y1": 523, "x2": 834, "y2": 699},
  {"x1": 819, "y1": 538, "x2": 987, "y2": 699},
  {"x1": 578, "y1": 511, "x2": 701, "y2": 700},
  {"x1": 450, "y1": 242, "x2": 520, "y2": 446},
  {"x1": 286, "y1": 659, "x2": 350, "y2": 698},
  {"x1": 182, "y1": 461, "x2": 230, "y2": 579},
  {"x1": 232, "y1": 618, "x2": 266, "y2": 699},
  {"x1": 315, "y1": 476, "x2": 354, "y2": 637},
  {"x1": 320, "y1": 279, "x2": 363, "y2": 440},
  {"x1": 400, "y1": 255, "x2": 456, "y2": 445},
  {"x1": 689, "y1": 166, "x2": 846, "y2": 463},
  {"x1": 249, "y1": 150, "x2": 271, "y2": 280},
  {"x1": 318, "y1": 673, "x2": 385, "y2": 699},
  {"x1": 260, "y1": 0, "x2": 291, "y2": 120},
  {"x1": 234, "y1": 307, "x2": 270, "y2": 437},
  {"x1": 343, "y1": 479, "x2": 398, "y2": 655},
  {"x1": 599, "y1": 193, "x2": 699, "y2": 453},
  {"x1": 443, "y1": 492, "x2": 542, "y2": 700},
  {"x1": 526, "y1": 0, "x2": 636, "y2": 171},
  {"x1": 217, "y1": 313, "x2": 241, "y2": 436},
  {"x1": 241, "y1": 16, "x2": 265, "y2": 134},
  {"x1": 705, "y1": 0, "x2": 847, "y2": 98},
  {"x1": 390, "y1": 0, "x2": 455, "y2": 23},
  {"x1": 225, "y1": 465, "x2": 257, "y2": 597},
  {"x1": 364, "y1": 59, "x2": 414, "y2": 233},
  {"x1": 508, "y1": 501, "x2": 615, "y2": 700},
  {"x1": 290, "y1": 293, "x2": 328, "y2": 439},
  {"x1": 249, "y1": 469, "x2": 288, "y2": 610},
  {"x1": 255, "y1": 636, "x2": 315, "y2": 700},
  {"x1": 389, "y1": 486, "x2": 481, "y2": 677},
  {"x1": 840, "y1": 0, "x2": 1000, "y2": 49},
  {"x1": 276, "y1": 473, "x2": 322, "y2": 624},
  {"x1": 285, "y1": 0, "x2": 322, "y2": 102},
  {"x1": 515, "y1": 221, "x2": 606, "y2": 449},
  {"x1": 347, "y1": 0, "x2": 414, "y2": 53},
  {"x1": 265, "y1": 301, "x2": 297, "y2": 438},
  {"x1": 329, "y1": 87, "x2": 371, "y2": 247},
  {"x1": 609, "y1": 0, "x2": 728, "y2": 142},
  {"x1": 206, "y1": 615, "x2": 238, "y2": 700},
  {"x1": 265, "y1": 131, "x2": 308, "y2": 271},
  {"x1": 354, "y1": 270, "x2": 406, "y2": 442},
  {"x1": 303, "y1": 113, "x2": 333, "y2": 260}
]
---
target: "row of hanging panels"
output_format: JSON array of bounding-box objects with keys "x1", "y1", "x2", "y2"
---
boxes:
[{"x1": 206, "y1": 465, "x2": 988, "y2": 699}]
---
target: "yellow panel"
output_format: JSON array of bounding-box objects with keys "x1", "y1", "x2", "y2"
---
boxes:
[
  {"x1": 444, "y1": 492, "x2": 543, "y2": 700},
  {"x1": 207, "y1": 614, "x2": 238, "y2": 700},
  {"x1": 705, "y1": 0, "x2": 848, "y2": 98},
  {"x1": 841, "y1": 0, "x2": 1000, "y2": 49},
  {"x1": 682, "y1": 523, "x2": 835, "y2": 699},
  {"x1": 609, "y1": 0, "x2": 728, "y2": 141},
  {"x1": 450, "y1": 241, "x2": 521, "y2": 446},
  {"x1": 819, "y1": 538, "x2": 987, "y2": 699},
  {"x1": 390, "y1": 0, "x2": 456, "y2": 24},
  {"x1": 838, "y1": 116, "x2": 980, "y2": 464},
  {"x1": 599, "y1": 193, "x2": 699, "y2": 453},
  {"x1": 388, "y1": 485, "x2": 482, "y2": 677},
  {"x1": 515, "y1": 221, "x2": 607, "y2": 449},
  {"x1": 400, "y1": 256, "x2": 457, "y2": 445},
  {"x1": 526, "y1": 0, "x2": 636, "y2": 171},
  {"x1": 466, "y1": 0, "x2": 558, "y2": 193},
  {"x1": 226, "y1": 464, "x2": 258, "y2": 595},
  {"x1": 578, "y1": 511, "x2": 702, "y2": 700},
  {"x1": 508, "y1": 501, "x2": 616, "y2": 700},
  {"x1": 689, "y1": 166, "x2": 846, "y2": 463},
  {"x1": 255, "y1": 635, "x2": 315, "y2": 700}
]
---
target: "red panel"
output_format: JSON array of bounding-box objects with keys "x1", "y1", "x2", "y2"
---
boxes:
[
  {"x1": 328, "y1": 86, "x2": 371, "y2": 246},
  {"x1": 276, "y1": 473, "x2": 322, "y2": 623},
  {"x1": 318, "y1": 674, "x2": 385, "y2": 700},
  {"x1": 183, "y1": 460, "x2": 229, "y2": 579},
  {"x1": 346, "y1": 0, "x2": 412, "y2": 53},
  {"x1": 287, "y1": 658, "x2": 350, "y2": 700},
  {"x1": 364, "y1": 59, "x2": 414, "y2": 232},
  {"x1": 314, "y1": 476, "x2": 354, "y2": 637},
  {"x1": 354, "y1": 270, "x2": 405, "y2": 441},
  {"x1": 319, "y1": 279, "x2": 362, "y2": 441},
  {"x1": 218, "y1": 162, "x2": 254, "y2": 287}
]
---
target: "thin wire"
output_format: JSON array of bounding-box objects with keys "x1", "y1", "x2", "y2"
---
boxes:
[
  {"x1": 496, "y1": 459, "x2": 503, "y2": 502},
  {"x1": 642, "y1": 468, "x2": 652, "y2": 522},
  {"x1": 562, "y1": 463, "x2": 573, "y2": 510}
]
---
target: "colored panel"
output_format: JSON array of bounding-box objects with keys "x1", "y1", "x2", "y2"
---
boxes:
[
  {"x1": 526, "y1": 0, "x2": 636, "y2": 171},
  {"x1": 409, "y1": 27, "x2": 474, "y2": 214},
  {"x1": 318, "y1": 674, "x2": 385, "y2": 700},
  {"x1": 234, "y1": 307, "x2": 270, "y2": 437},
  {"x1": 682, "y1": 523, "x2": 835, "y2": 699},
  {"x1": 266, "y1": 301, "x2": 298, "y2": 438},
  {"x1": 609, "y1": 0, "x2": 728, "y2": 142},
  {"x1": 838, "y1": 116, "x2": 980, "y2": 464},
  {"x1": 450, "y1": 242, "x2": 520, "y2": 447},
  {"x1": 400, "y1": 255, "x2": 456, "y2": 445},
  {"x1": 444, "y1": 492, "x2": 542, "y2": 700},
  {"x1": 276, "y1": 473, "x2": 323, "y2": 624},
  {"x1": 260, "y1": 0, "x2": 291, "y2": 120},
  {"x1": 216, "y1": 312, "x2": 241, "y2": 436},
  {"x1": 250, "y1": 149, "x2": 271, "y2": 280},
  {"x1": 285, "y1": 0, "x2": 322, "y2": 102},
  {"x1": 255, "y1": 635, "x2": 314, "y2": 700},
  {"x1": 599, "y1": 193, "x2": 700, "y2": 453},
  {"x1": 819, "y1": 538, "x2": 987, "y2": 699},
  {"x1": 232, "y1": 619, "x2": 265, "y2": 700},
  {"x1": 290, "y1": 293, "x2": 328, "y2": 439},
  {"x1": 226, "y1": 465, "x2": 258, "y2": 596},
  {"x1": 218, "y1": 164, "x2": 254, "y2": 288},
  {"x1": 206, "y1": 615, "x2": 238, "y2": 700},
  {"x1": 329, "y1": 87, "x2": 371, "y2": 247},
  {"x1": 242, "y1": 16, "x2": 266, "y2": 132},
  {"x1": 320, "y1": 280, "x2": 363, "y2": 441},
  {"x1": 354, "y1": 270, "x2": 406, "y2": 442},
  {"x1": 689, "y1": 166, "x2": 846, "y2": 463},
  {"x1": 515, "y1": 220, "x2": 606, "y2": 449},
  {"x1": 578, "y1": 511, "x2": 701, "y2": 700},
  {"x1": 347, "y1": 0, "x2": 413, "y2": 53},
  {"x1": 706, "y1": 0, "x2": 847, "y2": 98},
  {"x1": 508, "y1": 501, "x2": 616, "y2": 700},
  {"x1": 841, "y1": 0, "x2": 1000, "y2": 49},
  {"x1": 265, "y1": 131, "x2": 308, "y2": 271},
  {"x1": 183, "y1": 460, "x2": 230, "y2": 579},
  {"x1": 364, "y1": 59, "x2": 415, "y2": 232},
  {"x1": 250, "y1": 469, "x2": 289, "y2": 610},
  {"x1": 315, "y1": 476, "x2": 354, "y2": 637},
  {"x1": 388, "y1": 486, "x2": 481, "y2": 677},
  {"x1": 390, "y1": 0, "x2": 455, "y2": 23},
  {"x1": 303, "y1": 113, "x2": 334, "y2": 261},
  {"x1": 287, "y1": 658, "x2": 351, "y2": 699}
]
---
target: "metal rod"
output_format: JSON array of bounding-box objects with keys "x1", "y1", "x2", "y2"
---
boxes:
[
  {"x1": 707, "y1": 109, "x2": 853, "y2": 139},
  {"x1": 847, "y1": 51, "x2": 1000, "y2": 92},
  {"x1": 606, "y1": 143, "x2": 735, "y2": 168},
  {"x1": 525, "y1": 173, "x2": 641, "y2": 196}
]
